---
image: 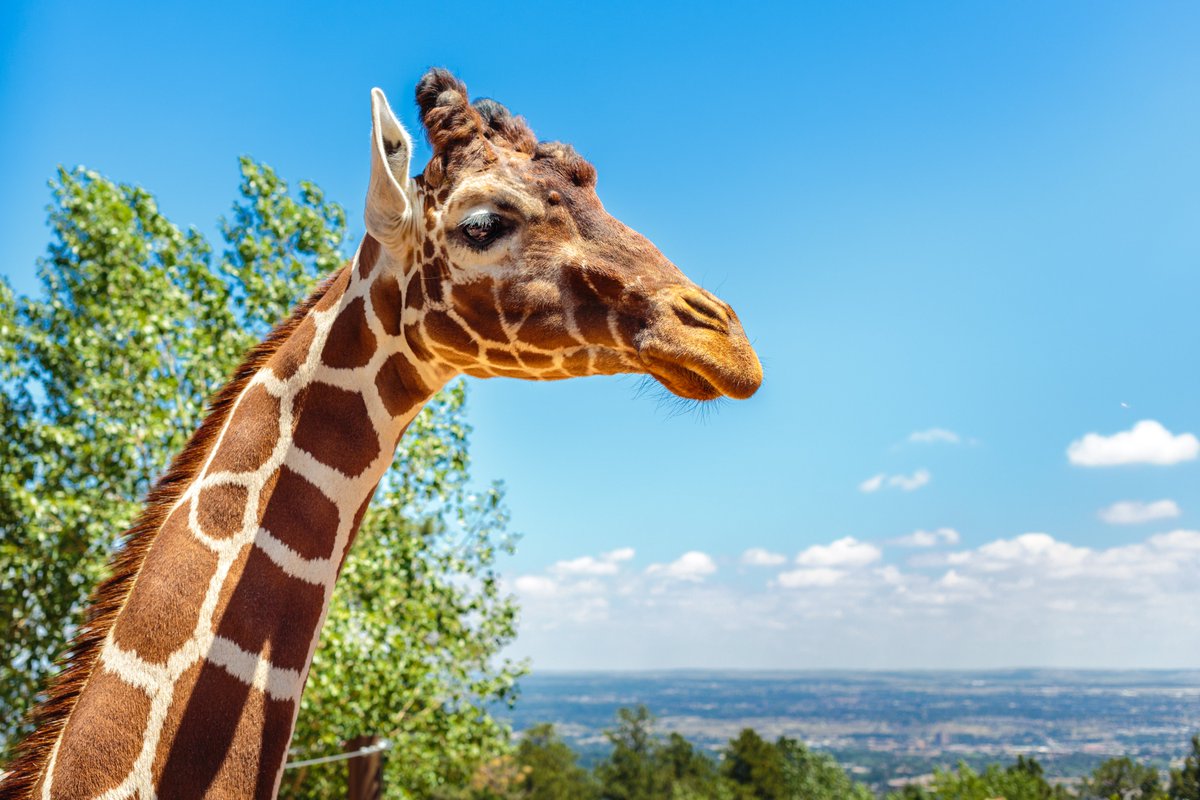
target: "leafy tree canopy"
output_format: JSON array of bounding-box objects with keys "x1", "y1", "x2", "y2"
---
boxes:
[
  {"x1": 0, "y1": 159, "x2": 524, "y2": 798},
  {"x1": 1169, "y1": 735, "x2": 1200, "y2": 800},
  {"x1": 1081, "y1": 756, "x2": 1165, "y2": 800}
]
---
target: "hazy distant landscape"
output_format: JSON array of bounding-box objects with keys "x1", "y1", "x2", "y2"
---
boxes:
[{"x1": 506, "y1": 670, "x2": 1200, "y2": 790}]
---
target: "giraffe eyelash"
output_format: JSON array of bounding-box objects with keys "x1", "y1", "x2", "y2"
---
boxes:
[{"x1": 455, "y1": 210, "x2": 516, "y2": 251}]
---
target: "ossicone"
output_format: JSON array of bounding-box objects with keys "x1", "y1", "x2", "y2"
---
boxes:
[{"x1": 414, "y1": 68, "x2": 486, "y2": 156}]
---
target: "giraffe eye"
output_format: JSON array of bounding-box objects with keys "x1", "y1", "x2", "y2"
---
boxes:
[{"x1": 457, "y1": 211, "x2": 514, "y2": 251}]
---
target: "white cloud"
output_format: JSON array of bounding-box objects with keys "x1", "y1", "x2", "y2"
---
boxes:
[
  {"x1": 1099, "y1": 499, "x2": 1181, "y2": 525},
  {"x1": 551, "y1": 547, "x2": 636, "y2": 576},
  {"x1": 859, "y1": 473, "x2": 885, "y2": 493},
  {"x1": 890, "y1": 469, "x2": 931, "y2": 491},
  {"x1": 552, "y1": 556, "x2": 618, "y2": 576},
  {"x1": 511, "y1": 529, "x2": 1200, "y2": 669},
  {"x1": 894, "y1": 528, "x2": 961, "y2": 547},
  {"x1": 777, "y1": 567, "x2": 845, "y2": 588},
  {"x1": 931, "y1": 569, "x2": 989, "y2": 595},
  {"x1": 605, "y1": 547, "x2": 636, "y2": 562},
  {"x1": 646, "y1": 551, "x2": 718, "y2": 582},
  {"x1": 1068, "y1": 420, "x2": 1199, "y2": 467},
  {"x1": 514, "y1": 575, "x2": 559, "y2": 597},
  {"x1": 796, "y1": 536, "x2": 881, "y2": 568},
  {"x1": 1149, "y1": 529, "x2": 1200, "y2": 552},
  {"x1": 909, "y1": 428, "x2": 961, "y2": 444},
  {"x1": 971, "y1": 532, "x2": 1090, "y2": 574},
  {"x1": 742, "y1": 547, "x2": 787, "y2": 566},
  {"x1": 859, "y1": 469, "x2": 931, "y2": 493}
]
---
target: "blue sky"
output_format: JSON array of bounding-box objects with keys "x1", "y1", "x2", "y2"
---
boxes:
[{"x1": 3, "y1": 2, "x2": 1199, "y2": 669}]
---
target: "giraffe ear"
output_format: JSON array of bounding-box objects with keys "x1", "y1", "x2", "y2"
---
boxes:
[{"x1": 365, "y1": 87, "x2": 413, "y2": 245}]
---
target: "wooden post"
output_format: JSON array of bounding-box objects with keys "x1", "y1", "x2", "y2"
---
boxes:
[{"x1": 345, "y1": 735, "x2": 384, "y2": 800}]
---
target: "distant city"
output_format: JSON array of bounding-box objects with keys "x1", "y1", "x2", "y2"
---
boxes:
[{"x1": 504, "y1": 670, "x2": 1200, "y2": 791}]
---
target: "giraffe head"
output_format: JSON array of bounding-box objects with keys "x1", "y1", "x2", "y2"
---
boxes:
[{"x1": 364, "y1": 69, "x2": 762, "y2": 401}]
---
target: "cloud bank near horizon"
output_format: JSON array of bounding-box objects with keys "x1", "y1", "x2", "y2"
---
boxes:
[{"x1": 508, "y1": 527, "x2": 1200, "y2": 671}]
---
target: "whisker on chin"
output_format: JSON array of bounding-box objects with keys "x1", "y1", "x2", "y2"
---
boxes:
[
  {"x1": 632, "y1": 377, "x2": 726, "y2": 423},
  {"x1": 631, "y1": 374, "x2": 659, "y2": 401}
]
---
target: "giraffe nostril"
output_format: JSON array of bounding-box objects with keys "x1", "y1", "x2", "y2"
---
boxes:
[{"x1": 675, "y1": 292, "x2": 729, "y2": 333}]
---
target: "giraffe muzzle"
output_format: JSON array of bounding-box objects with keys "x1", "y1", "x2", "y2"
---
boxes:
[{"x1": 637, "y1": 288, "x2": 762, "y2": 401}]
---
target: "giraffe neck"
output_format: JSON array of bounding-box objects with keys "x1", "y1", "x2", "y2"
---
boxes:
[{"x1": 27, "y1": 235, "x2": 448, "y2": 799}]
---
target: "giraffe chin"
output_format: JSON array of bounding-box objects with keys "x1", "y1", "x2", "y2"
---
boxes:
[{"x1": 640, "y1": 355, "x2": 726, "y2": 402}]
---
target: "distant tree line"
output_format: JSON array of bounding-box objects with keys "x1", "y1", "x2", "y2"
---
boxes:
[{"x1": 432, "y1": 708, "x2": 1200, "y2": 800}]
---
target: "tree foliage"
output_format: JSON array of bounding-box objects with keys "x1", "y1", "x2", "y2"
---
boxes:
[
  {"x1": 894, "y1": 757, "x2": 1083, "y2": 800},
  {"x1": 1169, "y1": 736, "x2": 1200, "y2": 800},
  {"x1": 513, "y1": 724, "x2": 598, "y2": 800},
  {"x1": 0, "y1": 159, "x2": 524, "y2": 797},
  {"x1": 424, "y1": 708, "x2": 1200, "y2": 800},
  {"x1": 1081, "y1": 756, "x2": 1166, "y2": 800}
]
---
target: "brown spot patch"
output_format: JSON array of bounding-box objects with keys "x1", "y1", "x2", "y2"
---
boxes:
[
  {"x1": 404, "y1": 322, "x2": 434, "y2": 362},
  {"x1": 516, "y1": 310, "x2": 580, "y2": 349},
  {"x1": 405, "y1": 270, "x2": 425, "y2": 312},
  {"x1": 371, "y1": 274, "x2": 404, "y2": 336},
  {"x1": 422, "y1": 261, "x2": 445, "y2": 303},
  {"x1": 422, "y1": 240, "x2": 435, "y2": 259},
  {"x1": 341, "y1": 491, "x2": 378, "y2": 569},
  {"x1": 292, "y1": 382, "x2": 379, "y2": 478},
  {"x1": 112, "y1": 503, "x2": 218, "y2": 664},
  {"x1": 267, "y1": 316, "x2": 317, "y2": 381},
  {"x1": 489, "y1": 367, "x2": 530, "y2": 379},
  {"x1": 594, "y1": 350, "x2": 629, "y2": 374},
  {"x1": 573, "y1": 302, "x2": 617, "y2": 347},
  {"x1": 432, "y1": 347, "x2": 477, "y2": 369},
  {"x1": 314, "y1": 267, "x2": 350, "y2": 312},
  {"x1": 197, "y1": 483, "x2": 248, "y2": 540},
  {"x1": 153, "y1": 660, "x2": 295, "y2": 800},
  {"x1": 357, "y1": 234, "x2": 381, "y2": 279},
  {"x1": 563, "y1": 349, "x2": 592, "y2": 375},
  {"x1": 452, "y1": 277, "x2": 508, "y2": 343},
  {"x1": 375, "y1": 353, "x2": 430, "y2": 417},
  {"x1": 615, "y1": 313, "x2": 643, "y2": 347},
  {"x1": 424, "y1": 310, "x2": 479, "y2": 357},
  {"x1": 484, "y1": 348, "x2": 519, "y2": 367},
  {"x1": 321, "y1": 297, "x2": 376, "y2": 369},
  {"x1": 207, "y1": 385, "x2": 281, "y2": 474},
  {"x1": 586, "y1": 270, "x2": 625, "y2": 300},
  {"x1": 518, "y1": 351, "x2": 554, "y2": 369},
  {"x1": 47, "y1": 666, "x2": 151, "y2": 798},
  {"x1": 260, "y1": 467, "x2": 341, "y2": 561},
  {"x1": 213, "y1": 546, "x2": 326, "y2": 673},
  {"x1": 566, "y1": 269, "x2": 617, "y2": 346}
]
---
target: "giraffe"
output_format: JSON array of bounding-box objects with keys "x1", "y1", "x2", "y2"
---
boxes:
[{"x1": 0, "y1": 69, "x2": 762, "y2": 799}]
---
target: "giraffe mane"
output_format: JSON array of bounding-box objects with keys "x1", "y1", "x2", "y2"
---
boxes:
[
  {"x1": 472, "y1": 98, "x2": 537, "y2": 155},
  {"x1": 0, "y1": 267, "x2": 348, "y2": 798}
]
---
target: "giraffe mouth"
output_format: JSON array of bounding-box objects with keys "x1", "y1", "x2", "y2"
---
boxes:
[{"x1": 640, "y1": 353, "x2": 725, "y2": 401}]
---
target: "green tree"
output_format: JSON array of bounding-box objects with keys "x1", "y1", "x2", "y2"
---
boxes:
[
  {"x1": 908, "y1": 758, "x2": 1073, "y2": 800},
  {"x1": 656, "y1": 732, "x2": 732, "y2": 800},
  {"x1": 1082, "y1": 756, "x2": 1165, "y2": 799},
  {"x1": 776, "y1": 737, "x2": 872, "y2": 800},
  {"x1": 510, "y1": 724, "x2": 598, "y2": 800},
  {"x1": 598, "y1": 706, "x2": 667, "y2": 800},
  {"x1": 722, "y1": 729, "x2": 784, "y2": 800},
  {"x1": 0, "y1": 161, "x2": 524, "y2": 798},
  {"x1": 721, "y1": 730, "x2": 871, "y2": 800},
  {"x1": 1170, "y1": 735, "x2": 1200, "y2": 800},
  {"x1": 2, "y1": 165, "x2": 234, "y2": 735}
]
